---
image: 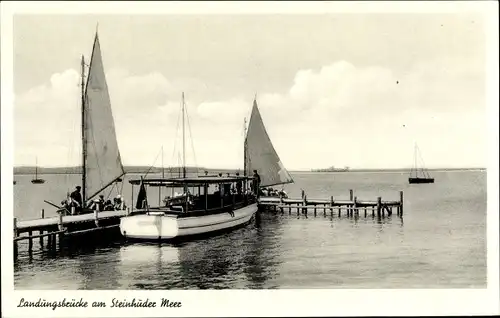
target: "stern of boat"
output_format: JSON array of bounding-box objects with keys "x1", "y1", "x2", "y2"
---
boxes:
[{"x1": 120, "y1": 213, "x2": 179, "y2": 240}]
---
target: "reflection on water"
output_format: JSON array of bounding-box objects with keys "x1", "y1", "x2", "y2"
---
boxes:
[{"x1": 114, "y1": 214, "x2": 283, "y2": 289}]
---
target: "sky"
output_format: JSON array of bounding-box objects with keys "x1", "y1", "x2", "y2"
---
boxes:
[{"x1": 13, "y1": 13, "x2": 488, "y2": 170}]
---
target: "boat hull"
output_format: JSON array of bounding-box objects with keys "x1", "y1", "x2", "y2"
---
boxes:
[
  {"x1": 31, "y1": 179, "x2": 45, "y2": 184},
  {"x1": 408, "y1": 177, "x2": 434, "y2": 184},
  {"x1": 120, "y1": 203, "x2": 258, "y2": 240}
]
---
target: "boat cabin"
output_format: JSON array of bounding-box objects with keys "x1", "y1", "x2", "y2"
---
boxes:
[{"x1": 129, "y1": 175, "x2": 257, "y2": 217}]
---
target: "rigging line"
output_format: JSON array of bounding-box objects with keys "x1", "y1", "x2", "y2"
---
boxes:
[
  {"x1": 143, "y1": 147, "x2": 163, "y2": 179},
  {"x1": 416, "y1": 144, "x2": 430, "y2": 177},
  {"x1": 169, "y1": 95, "x2": 183, "y2": 176},
  {"x1": 105, "y1": 181, "x2": 117, "y2": 201},
  {"x1": 119, "y1": 178, "x2": 125, "y2": 194},
  {"x1": 184, "y1": 99, "x2": 199, "y2": 173}
]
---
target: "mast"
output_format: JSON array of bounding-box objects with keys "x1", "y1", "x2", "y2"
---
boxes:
[
  {"x1": 159, "y1": 145, "x2": 164, "y2": 205},
  {"x1": 81, "y1": 54, "x2": 87, "y2": 203},
  {"x1": 162, "y1": 145, "x2": 165, "y2": 178},
  {"x1": 182, "y1": 92, "x2": 186, "y2": 178},
  {"x1": 243, "y1": 117, "x2": 247, "y2": 177}
]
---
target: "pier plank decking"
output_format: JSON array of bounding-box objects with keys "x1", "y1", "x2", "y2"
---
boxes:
[{"x1": 15, "y1": 210, "x2": 128, "y2": 232}]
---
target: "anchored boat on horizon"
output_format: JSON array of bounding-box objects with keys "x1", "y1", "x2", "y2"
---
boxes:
[
  {"x1": 31, "y1": 157, "x2": 46, "y2": 184},
  {"x1": 408, "y1": 143, "x2": 434, "y2": 184}
]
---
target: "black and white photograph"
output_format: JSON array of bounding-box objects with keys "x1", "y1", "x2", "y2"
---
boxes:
[{"x1": 2, "y1": 1, "x2": 499, "y2": 317}]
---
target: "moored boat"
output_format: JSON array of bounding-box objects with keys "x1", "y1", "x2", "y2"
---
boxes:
[
  {"x1": 120, "y1": 176, "x2": 258, "y2": 240},
  {"x1": 120, "y1": 93, "x2": 258, "y2": 240},
  {"x1": 31, "y1": 157, "x2": 46, "y2": 184},
  {"x1": 408, "y1": 143, "x2": 434, "y2": 184},
  {"x1": 244, "y1": 98, "x2": 294, "y2": 196},
  {"x1": 43, "y1": 30, "x2": 127, "y2": 215}
]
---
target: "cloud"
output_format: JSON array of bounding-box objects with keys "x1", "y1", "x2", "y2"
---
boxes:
[{"x1": 14, "y1": 57, "x2": 486, "y2": 169}]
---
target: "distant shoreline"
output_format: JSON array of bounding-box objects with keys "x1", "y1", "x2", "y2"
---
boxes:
[{"x1": 13, "y1": 166, "x2": 486, "y2": 176}]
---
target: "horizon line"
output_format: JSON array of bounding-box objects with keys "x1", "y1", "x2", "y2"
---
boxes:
[{"x1": 12, "y1": 165, "x2": 487, "y2": 171}]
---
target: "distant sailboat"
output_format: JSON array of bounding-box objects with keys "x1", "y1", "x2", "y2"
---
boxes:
[
  {"x1": 31, "y1": 157, "x2": 45, "y2": 184},
  {"x1": 45, "y1": 31, "x2": 126, "y2": 213},
  {"x1": 409, "y1": 143, "x2": 434, "y2": 184},
  {"x1": 244, "y1": 98, "x2": 293, "y2": 190}
]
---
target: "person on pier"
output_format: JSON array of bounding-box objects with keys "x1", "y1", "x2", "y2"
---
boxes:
[
  {"x1": 104, "y1": 200, "x2": 114, "y2": 211},
  {"x1": 113, "y1": 194, "x2": 126, "y2": 210},
  {"x1": 88, "y1": 194, "x2": 105, "y2": 211},
  {"x1": 69, "y1": 186, "x2": 83, "y2": 212}
]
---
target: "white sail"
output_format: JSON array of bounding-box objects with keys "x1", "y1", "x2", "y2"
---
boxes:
[
  {"x1": 84, "y1": 33, "x2": 125, "y2": 200},
  {"x1": 245, "y1": 99, "x2": 293, "y2": 187}
]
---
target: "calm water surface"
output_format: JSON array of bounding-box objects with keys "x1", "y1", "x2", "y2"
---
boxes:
[{"x1": 13, "y1": 171, "x2": 486, "y2": 289}]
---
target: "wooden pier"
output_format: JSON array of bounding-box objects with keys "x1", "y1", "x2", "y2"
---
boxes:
[
  {"x1": 258, "y1": 189, "x2": 404, "y2": 219},
  {"x1": 13, "y1": 208, "x2": 129, "y2": 258},
  {"x1": 13, "y1": 189, "x2": 404, "y2": 258}
]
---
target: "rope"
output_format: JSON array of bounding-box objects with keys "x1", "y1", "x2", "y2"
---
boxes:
[
  {"x1": 143, "y1": 147, "x2": 163, "y2": 179},
  {"x1": 184, "y1": 100, "x2": 199, "y2": 174}
]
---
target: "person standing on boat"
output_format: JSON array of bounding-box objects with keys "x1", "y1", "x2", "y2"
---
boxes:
[
  {"x1": 70, "y1": 186, "x2": 83, "y2": 212},
  {"x1": 252, "y1": 170, "x2": 261, "y2": 197},
  {"x1": 236, "y1": 179, "x2": 243, "y2": 196}
]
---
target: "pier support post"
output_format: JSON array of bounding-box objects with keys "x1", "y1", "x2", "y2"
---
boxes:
[
  {"x1": 302, "y1": 196, "x2": 307, "y2": 216},
  {"x1": 58, "y1": 213, "x2": 65, "y2": 246},
  {"x1": 330, "y1": 196, "x2": 334, "y2": 217},
  {"x1": 349, "y1": 189, "x2": 353, "y2": 216},
  {"x1": 377, "y1": 197, "x2": 382, "y2": 217},
  {"x1": 28, "y1": 231, "x2": 33, "y2": 254},
  {"x1": 399, "y1": 191, "x2": 404, "y2": 217},
  {"x1": 353, "y1": 197, "x2": 358, "y2": 216},
  {"x1": 94, "y1": 207, "x2": 100, "y2": 227},
  {"x1": 39, "y1": 230, "x2": 44, "y2": 247},
  {"x1": 279, "y1": 196, "x2": 284, "y2": 214},
  {"x1": 58, "y1": 213, "x2": 64, "y2": 231},
  {"x1": 13, "y1": 218, "x2": 18, "y2": 259},
  {"x1": 364, "y1": 207, "x2": 367, "y2": 218}
]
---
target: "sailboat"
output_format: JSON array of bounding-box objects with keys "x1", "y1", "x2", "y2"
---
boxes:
[
  {"x1": 45, "y1": 31, "x2": 126, "y2": 214},
  {"x1": 119, "y1": 94, "x2": 262, "y2": 241},
  {"x1": 31, "y1": 157, "x2": 46, "y2": 184},
  {"x1": 408, "y1": 143, "x2": 434, "y2": 184},
  {"x1": 244, "y1": 98, "x2": 294, "y2": 194}
]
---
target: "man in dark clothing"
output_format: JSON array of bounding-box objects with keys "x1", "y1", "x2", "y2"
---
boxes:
[
  {"x1": 252, "y1": 170, "x2": 261, "y2": 197},
  {"x1": 70, "y1": 186, "x2": 83, "y2": 212}
]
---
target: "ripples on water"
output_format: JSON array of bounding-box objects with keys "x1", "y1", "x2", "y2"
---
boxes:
[{"x1": 13, "y1": 171, "x2": 486, "y2": 289}]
